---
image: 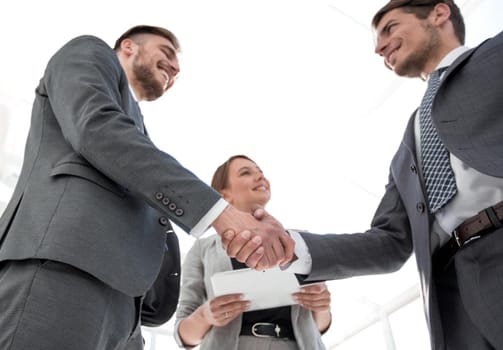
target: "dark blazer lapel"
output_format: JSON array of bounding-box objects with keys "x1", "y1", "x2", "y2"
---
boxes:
[
  {"x1": 402, "y1": 112, "x2": 417, "y2": 153},
  {"x1": 131, "y1": 99, "x2": 146, "y2": 135},
  {"x1": 442, "y1": 39, "x2": 490, "y2": 81},
  {"x1": 442, "y1": 47, "x2": 474, "y2": 79},
  {"x1": 124, "y1": 89, "x2": 146, "y2": 134}
]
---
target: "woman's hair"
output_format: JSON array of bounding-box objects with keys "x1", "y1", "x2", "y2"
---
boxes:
[
  {"x1": 211, "y1": 155, "x2": 254, "y2": 193},
  {"x1": 371, "y1": 0, "x2": 465, "y2": 44}
]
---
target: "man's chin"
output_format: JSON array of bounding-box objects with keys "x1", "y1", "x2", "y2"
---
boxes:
[
  {"x1": 393, "y1": 66, "x2": 412, "y2": 78},
  {"x1": 142, "y1": 84, "x2": 165, "y2": 101}
]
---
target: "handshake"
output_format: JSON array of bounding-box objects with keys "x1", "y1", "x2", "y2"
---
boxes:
[{"x1": 212, "y1": 205, "x2": 295, "y2": 270}]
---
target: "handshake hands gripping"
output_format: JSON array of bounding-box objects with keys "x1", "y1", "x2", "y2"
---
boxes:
[{"x1": 212, "y1": 205, "x2": 295, "y2": 270}]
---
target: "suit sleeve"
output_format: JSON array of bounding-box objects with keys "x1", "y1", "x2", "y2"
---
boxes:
[
  {"x1": 301, "y1": 171, "x2": 414, "y2": 282},
  {"x1": 41, "y1": 35, "x2": 220, "y2": 233}
]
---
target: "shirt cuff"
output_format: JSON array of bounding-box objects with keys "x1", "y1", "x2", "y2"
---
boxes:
[
  {"x1": 282, "y1": 229, "x2": 312, "y2": 274},
  {"x1": 189, "y1": 198, "x2": 229, "y2": 238}
]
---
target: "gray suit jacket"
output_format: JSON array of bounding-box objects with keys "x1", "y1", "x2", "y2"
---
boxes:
[
  {"x1": 300, "y1": 30, "x2": 503, "y2": 349},
  {"x1": 174, "y1": 235, "x2": 326, "y2": 350},
  {"x1": 0, "y1": 35, "x2": 220, "y2": 297}
]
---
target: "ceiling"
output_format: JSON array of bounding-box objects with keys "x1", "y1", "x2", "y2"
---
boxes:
[{"x1": 1, "y1": 0, "x2": 502, "y2": 348}]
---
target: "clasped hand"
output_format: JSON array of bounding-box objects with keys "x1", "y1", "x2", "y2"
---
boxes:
[{"x1": 213, "y1": 205, "x2": 295, "y2": 270}]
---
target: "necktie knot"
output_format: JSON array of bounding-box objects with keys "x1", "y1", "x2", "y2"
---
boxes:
[{"x1": 428, "y1": 68, "x2": 444, "y2": 84}]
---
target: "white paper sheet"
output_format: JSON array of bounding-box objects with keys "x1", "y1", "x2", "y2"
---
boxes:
[{"x1": 210, "y1": 266, "x2": 300, "y2": 311}]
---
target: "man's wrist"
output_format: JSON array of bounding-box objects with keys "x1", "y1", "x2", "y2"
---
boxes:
[{"x1": 282, "y1": 229, "x2": 312, "y2": 274}]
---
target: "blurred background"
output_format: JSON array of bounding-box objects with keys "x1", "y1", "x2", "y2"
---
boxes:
[{"x1": 1, "y1": 0, "x2": 502, "y2": 348}]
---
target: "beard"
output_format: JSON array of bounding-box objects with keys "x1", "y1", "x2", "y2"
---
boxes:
[
  {"x1": 394, "y1": 23, "x2": 440, "y2": 78},
  {"x1": 132, "y1": 52, "x2": 165, "y2": 101}
]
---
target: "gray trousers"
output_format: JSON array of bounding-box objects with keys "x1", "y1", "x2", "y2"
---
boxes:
[
  {"x1": 0, "y1": 259, "x2": 142, "y2": 350},
  {"x1": 435, "y1": 259, "x2": 495, "y2": 350},
  {"x1": 238, "y1": 335, "x2": 299, "y2": 350}
]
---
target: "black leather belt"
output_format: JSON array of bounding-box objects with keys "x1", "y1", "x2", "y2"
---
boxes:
[
  {"x1": 240, "y1": 322, "x2": 295, "y2": 340},
  {"x1": 433, "y1": 200, "x2": 503, "y2": 271},
  {"x1": 452, "y1": 201, "x2": 503, "y2": 246}
]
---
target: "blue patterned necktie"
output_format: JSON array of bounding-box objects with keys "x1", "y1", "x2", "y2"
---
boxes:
[{"x1": 419, "y1": 68, "x2": 457, "y2": 212}]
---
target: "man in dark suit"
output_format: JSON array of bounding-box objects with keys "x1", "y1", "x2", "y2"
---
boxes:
[
  {"x1": 0, "y1": 25, "x2": 294, "y2": 349},
  {"x1": 224, "y1": 1, "x2": 503, "y2": 349}
]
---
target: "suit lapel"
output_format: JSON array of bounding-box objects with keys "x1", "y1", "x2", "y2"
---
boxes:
[
  {"x1": 131, "y1": 99, "x2": 146, "y2": 135},
  {"x1": 124, "y1": 89, "x2": 146, "y2": 135},
  {"x1": 442, "y1": 39, "x2": 489, "y2": 82}
]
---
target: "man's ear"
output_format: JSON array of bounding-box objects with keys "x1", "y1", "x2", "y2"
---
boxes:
[
  {"x1": 120, "y1": 38, "x2": 136, "y2": 56},
  {"x1": 431, "y1": 2, "x2": 451, "y2": 27}
]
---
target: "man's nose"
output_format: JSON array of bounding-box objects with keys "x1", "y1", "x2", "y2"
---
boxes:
[
  {"x1": 171, "y1": 62, "x2": 180, "y2": 76},
  {"x1": 374, "y1": 38, "x2": 385, "y2": 56}
]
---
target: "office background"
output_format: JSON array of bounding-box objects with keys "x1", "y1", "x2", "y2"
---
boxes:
[{"x1": 1, "y1": 0, "x2": 502, "y2": 348}]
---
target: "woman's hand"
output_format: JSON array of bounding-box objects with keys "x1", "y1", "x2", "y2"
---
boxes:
[
  {"x1": 293, "y1": 282, "x2": 331, "y2": 312},
  {"x1": 200, "y1": 293, "x2": 250, "y2": 327},
  {"x1": 178, "y1": 293, "x2": 250, "y2": 347},
  {"x1": 292, "y1": 282, "x2": 332, "y2": 333}
]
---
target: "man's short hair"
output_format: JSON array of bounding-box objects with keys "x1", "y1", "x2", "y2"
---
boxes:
[
  {"x1": 114, "y1": 25, "x2": 181, "y2": 51},
  {"x1": 371, "y1": 0, "x2": 465, "y2": 45}
]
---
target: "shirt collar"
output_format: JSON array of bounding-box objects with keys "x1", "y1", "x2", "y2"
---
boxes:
[
  {"x1": 436, "y1": 45, "x2": 470, "y2": 70},
  {"x1": 422, "y1": 45, "x2": 470, "y2": 81},
  {"x1": 129, "y1": 85, "x2": 139, "y2": 102}
]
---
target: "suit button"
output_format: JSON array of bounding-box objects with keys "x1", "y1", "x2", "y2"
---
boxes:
[
  {"x1": 168, "y1": 203, "x2": 177, "y2": 211},
  {"x1": 162, "y1": 197, "x2": 170, "y2": 206},
  {"x1": 175, "y1": 208, "x2": 184, "y2": 216},
  {"x1": 159, "y1": 217, "x2": 169, "y2": 226},
  {"x1": 155, "y1": 192, "x2": 164, "y2": 200},
  {"x1": 410, "y1": 164, "x2": 417, "y2": 174},
  {"x1": 416, "y1": 202, "x2": 426, "y2": 213}
]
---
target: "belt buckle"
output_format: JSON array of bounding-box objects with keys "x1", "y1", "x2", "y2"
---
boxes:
[
  {"x1": 251, "y1": 322, "x2": 280, "y2": 338},
  {"x1": 452, "y1": 229, "x2": 462, "y2": 247},
  {"x1": 453, "y1": 229, "x2": 482, "y2": 247}
]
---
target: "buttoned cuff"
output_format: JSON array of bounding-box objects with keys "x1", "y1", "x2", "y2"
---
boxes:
[
  {"x1": 281, "y1": 229, "x2": 312, "y2": 274},
  {"x1": 189, "y1": 198, "x2": 229, "y2": 238}
]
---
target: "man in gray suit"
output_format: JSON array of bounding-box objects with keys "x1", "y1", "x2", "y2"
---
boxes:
[
  {"x1": 0, "y1": 25, "x2": 294, "y2": 350},
  {"x1": 224, "y1": 1, "x2": 503, "y2": 349}
]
